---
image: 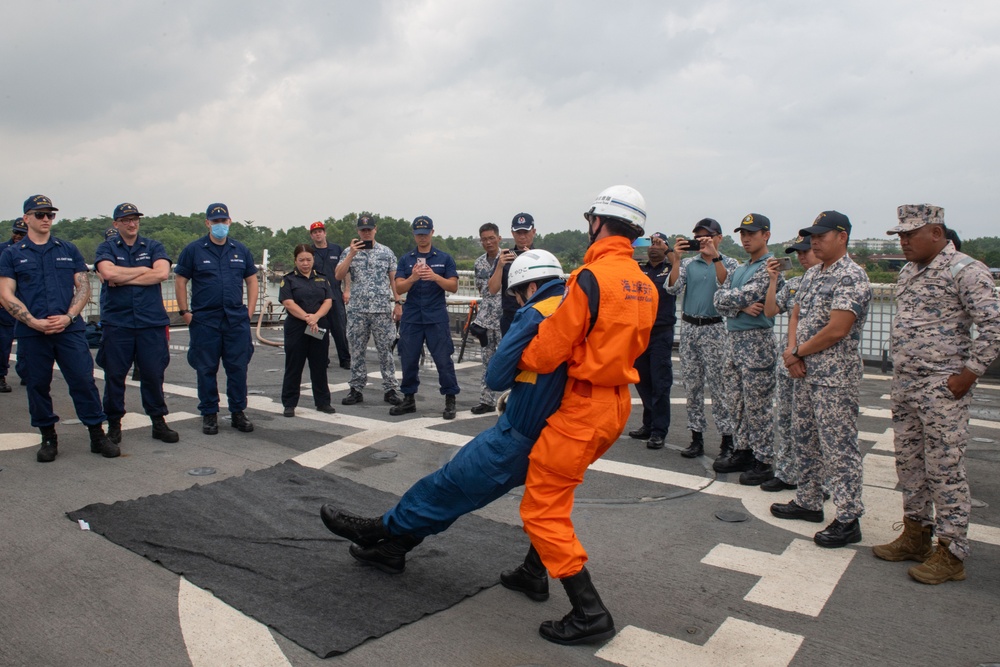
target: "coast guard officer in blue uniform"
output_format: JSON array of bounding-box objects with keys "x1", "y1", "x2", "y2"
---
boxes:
[
  {"x1": 391, "y1": 215, "x2": 460, "y2": 419},
  {"x1": 0, "y1": 217, "x2": 28, "y2": 392},
  {"x1": 0, "y1": 195, "x2": 116, "y2": 462},
  {"x1": 94, "y1": 202, "x2": 178, "y2": 446},
  {"x1": 174, "y1": 203, "x2": 258, "y2": 435}
]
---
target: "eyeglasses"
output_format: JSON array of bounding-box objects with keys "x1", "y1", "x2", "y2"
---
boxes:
[
  {"x1": 117, "y1": 217, "x2": 140, "y2": 225},
  {"x1": 32, "y1": 211, "x2": 57, "y2": 220}
]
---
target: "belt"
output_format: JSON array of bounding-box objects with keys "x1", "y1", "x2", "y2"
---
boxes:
[
  {"x1": 682, "y1": 314, "x2": 723, "y2": 326},
  {"x1": 570, "y1": 379, "x2": 623, "y2": 398}
]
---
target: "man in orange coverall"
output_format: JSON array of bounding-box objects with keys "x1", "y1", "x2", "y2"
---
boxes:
[{"x1": 499, "y1": 185, "x2": 657, "y2": 645}]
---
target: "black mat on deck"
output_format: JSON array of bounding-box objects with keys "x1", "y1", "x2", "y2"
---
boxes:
[{"x1": 67, "y1": 460, "x2": 526, "y2": 658}]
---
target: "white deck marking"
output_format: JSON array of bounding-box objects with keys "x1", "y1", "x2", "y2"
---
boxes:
[
  {"x1": 178, "y1": 577, "x2": 291, "y2": 667},
  {"x1": 701, "y1": 539, "x2": 855, "y2": 616},
  {"x1": 596, "y1": 620, "x2": 803, "y2": 667}
]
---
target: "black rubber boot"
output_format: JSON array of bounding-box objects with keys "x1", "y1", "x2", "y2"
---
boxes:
[
  {"x1": 151, "y1": 416, "x2": 179, "y2": 443},
  {"x1": 106, "y1": 418, "x2": 122, "y2": 445},
  {"x1": 500, "y1": 545, "x2": 549, "y2": 601},
  {"x1": 89, "y1": 424, "x2": 120, "y2": 458},
  {"x1": 539, "y1": 567, "x2": 616, "y2": 645},
  {"x1": 36, "y1": 427, "x2": 58, "y2": 463},
  {"x1": 443, "y1": 394, "x2": 456, "y2": 420},
  {"x1": 348, "y1": 534, "x2": 423, "y2": 574},
  {"x1": 389, "y1": 394, "x2": 416, "y2": 416},
  {"x1": 320, "y1": 506, "x2": 390, "y2": 548},
  {"x1": 681, "y1": 431, "x2": 704, "y2": 458}
]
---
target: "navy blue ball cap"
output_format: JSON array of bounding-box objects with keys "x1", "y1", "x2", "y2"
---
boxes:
[
  {"x1": 784, "y1": 235, "x2": 811, "y2": 253},
  {"x1": 24, "y1": 194, "x2": 58, "y2": 213},
  {"x1": 12, "y1": 218, "x2": 28, "y2": 234},
  {"x1": 800, "y1": 210, "x2": 851, "y2": 237},
  {"x1": 735, "y1": 213, "x2": 771, "y2": 233},
  {"x1": 511, "y1": 213, "x2": 535, "y2": 231},
  {"x1": 412, "y1": 216, "x2": 433, "y2": 234},
  {"x1": 692, "y1": 218, "x2": 722, "y2": 236},
  {"x1": 113, "y1": 202, "x2": 143, "y2": 220},
  {"x1": 206, "y1": 203, "x2": 230, "y2": 220}
]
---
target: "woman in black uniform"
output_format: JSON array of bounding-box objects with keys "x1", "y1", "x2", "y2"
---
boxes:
[{"x1": 279, "y1": 245, "x2": 336, "y2": 416}]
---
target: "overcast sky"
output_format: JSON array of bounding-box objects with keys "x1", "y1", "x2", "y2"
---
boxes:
[{"x1": 3, "y1": 1, "x2": 998, "y2": 242}]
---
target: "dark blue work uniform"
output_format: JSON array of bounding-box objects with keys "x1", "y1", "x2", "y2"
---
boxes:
[
  {"x1": 0, "y1": 238, "x2": 25, "y2": 382},
  {"x1": 94, "y1": 235, "x2": 172, "y2": 420},
  {"x1": 174, "y1": 236, "x2": 257, "y2": 415},
  {"x1": 396, "y1": 247, "x2": 460, "y2": 396},
  {"x1": 311, "y1": 243, "x2": 350, "y2": 367},
  {"x1": 278, "y1": 269, "x2": 334, "y2": 409},
  {"x1": 635, "y1": 259, "x2": 676, "y2": 438},
  {"x1": 384, "y1": 279, "x2": 568, "y2": 537},
  {"x1": 0, "y1": 237, "x2": 105, "y2": 427}
]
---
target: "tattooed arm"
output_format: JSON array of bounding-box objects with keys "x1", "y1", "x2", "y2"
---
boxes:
[{"x1": 0, "y1": 276, "x2": 50, "y2": 333}]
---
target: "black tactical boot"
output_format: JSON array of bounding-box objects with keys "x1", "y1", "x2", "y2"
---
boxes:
[
  {"x1": 0, "y1": 376, "x2": 11, "y2": 393},
  {"x1": 681, "y1": 431, "x2": 704, "y2": 458},
  {"x1": 443, "y1": 394, "x2": 456, "y2": 420},
  {"x1": 320, "y1": 506, "x2": 390, "y2": 548},
  {"x1": 89, "y1": 423, "x2": 120, "y2": 458},
  {"x1": 202, "y1": 413, "x2": 218, "y2": 435},
  {"x1": 714, "y1": 447, "x2": 753, "y2": 473},
  {"x1": 342, "y1": 388, "x2": 363, "y2": 405},
  {"x1": 106, "y1": 418, "x2": 122, "y2": 445},
  {"x1": 151, "y1": 415, "x2": 179, "y2": 443},
  {"x1": 383, "y1": 390, "x2": 402, "y2": 406},
  {"x1": 500, "y1": 545, "x2": 549, "y2": 601},
  {"x1": 349, "y1": 534, "x2": 424, "y2": 574},
  {"x1": 539, "y1": 567, "x2": 616, "y2": 645},
  {"x1": 389, "y1": 394, "x2": 416, "y2": 416},
  {"x1": 230, "y1": 411, "x2": 254, "y2": 432},
  {"x1": 36, "y1": 427, "x2": 58, "y2": 463},
  {"x1": 739, "y1": 458, "x2": 775, "y2": 486}
]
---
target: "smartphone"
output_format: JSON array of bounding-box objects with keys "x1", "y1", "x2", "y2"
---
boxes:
[
  {"x1": 416, "y1": 257, "x2": 426, "y2": 266},
  {"x1": 678, "y1": 238, "x2": 701, "y2": 252},
  {"x1": 774, "y1": 256, "x2": 793, "y2": 271},
  {"x1": 305, "y1": 327, "x2": 327, "y2": 340},
  {"x1": 362, "y1": 240, "x2": 373, "y2": 250}
]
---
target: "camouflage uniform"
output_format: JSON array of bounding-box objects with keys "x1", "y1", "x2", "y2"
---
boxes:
[
  {"x1": 345, "y1": 242, "x2": 400, "y2": 394},
  {"x1": 473, "y1": 251, "x2": 503, "y2": 407},
  {"x1": 889, "y1": 210, "x2": 1000, "y2": 562},
  {"x1": 773, "y1": 276, "x2": 803, "y2": 484},
  {"x1": 792, "y1": 255, "x2": 871, "y2": 521},
  {"x1": 665, "y1": 254, "x2": 739, "y2": 435},
  {"x1": 714, "y1": 254, "x2": 782, "y2": 461}
]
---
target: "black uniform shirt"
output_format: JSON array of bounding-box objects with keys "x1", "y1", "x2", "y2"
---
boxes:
[{"x1": 278, "y1": 269, "x2": 334, "y2": 336}]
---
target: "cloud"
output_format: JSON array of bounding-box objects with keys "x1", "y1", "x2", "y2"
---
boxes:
[{"x1": 2, "y1": 0, "x2": 998, "y2": 242}]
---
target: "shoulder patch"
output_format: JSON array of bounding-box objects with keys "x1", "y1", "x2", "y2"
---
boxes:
[{"x1": 531, "y1": 295, "x2": 562, "y2": 317}]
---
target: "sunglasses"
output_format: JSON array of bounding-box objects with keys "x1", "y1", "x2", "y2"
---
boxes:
[{"x1": 32, "y1": 211, "x2": 57, "y2": 220}]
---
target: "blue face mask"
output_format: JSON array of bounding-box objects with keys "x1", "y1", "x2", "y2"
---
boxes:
[{"x1": 210, "y1": 223, "x2": 229, "y2": 239}]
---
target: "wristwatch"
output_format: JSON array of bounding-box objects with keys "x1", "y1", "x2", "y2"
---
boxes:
[
  {"x1": 68, "y1": 314, "x2": 79, "y2": 324},
  {"x1": 792, "y1": 345, "x2": 803, "y2": 359},
  {"x1": 711, "y1": 256, "x2": 722, "y2": 263},
  {"x1": 178, "y1": 309, "x2": 190, "y2": 316}
]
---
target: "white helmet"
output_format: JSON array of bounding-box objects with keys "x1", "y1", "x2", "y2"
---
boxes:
[
  {"x1": 506, "y1": 249, "x2": 564, "y2": 296},
  {"x1": 584, "y1": 185, "x2": 646, "y2": 236}
]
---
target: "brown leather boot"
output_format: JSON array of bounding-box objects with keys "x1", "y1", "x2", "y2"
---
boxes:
[
  {"x1": 908, "y1": 538, "x2": 966, "y2": 585},
  {"x1": 872, "y1": 517, "x2": 933, "y2": 562}
]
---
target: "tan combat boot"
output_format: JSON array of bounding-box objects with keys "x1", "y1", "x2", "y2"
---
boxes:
[
  {"x1": 908, "y1": 538, "x2": 966, "y2": 585},
  {"x1": 872, "y1": 518, "x2": 933, "y2": 562}
]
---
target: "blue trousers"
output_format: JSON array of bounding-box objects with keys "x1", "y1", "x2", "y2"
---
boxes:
[
  {"x1": 635, "y1": 327, "x2": 674, "y2": 437},
  {"x1": 384, "y1": 415, "x2": 533, "y2": 538},
  {"x1": 0, "y1": 321, "x2": 20, "y2": 378},
  {"x1": 397, "y1": 320, "x2": 459, "y2": 396},
  {"x1": 18, "y1": 332, "x2": 106, "y2": 428},
  {"x1": 187, "y1": 319, "x2": 254, "y2": 415},
  {"x1": 96, "y1": 325, "x2": 170, "y2": 419}
]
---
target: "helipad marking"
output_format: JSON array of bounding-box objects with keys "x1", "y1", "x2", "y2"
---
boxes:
[
  {"x1": 701, "y1": 538, "x2": 855, "y2": 616},
  {"x1": 596, "y1": 619, "x2": 803, "y2": 667},
  {"x1": 178, "y1": 577, "x2": 290, "y2": 667}
]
